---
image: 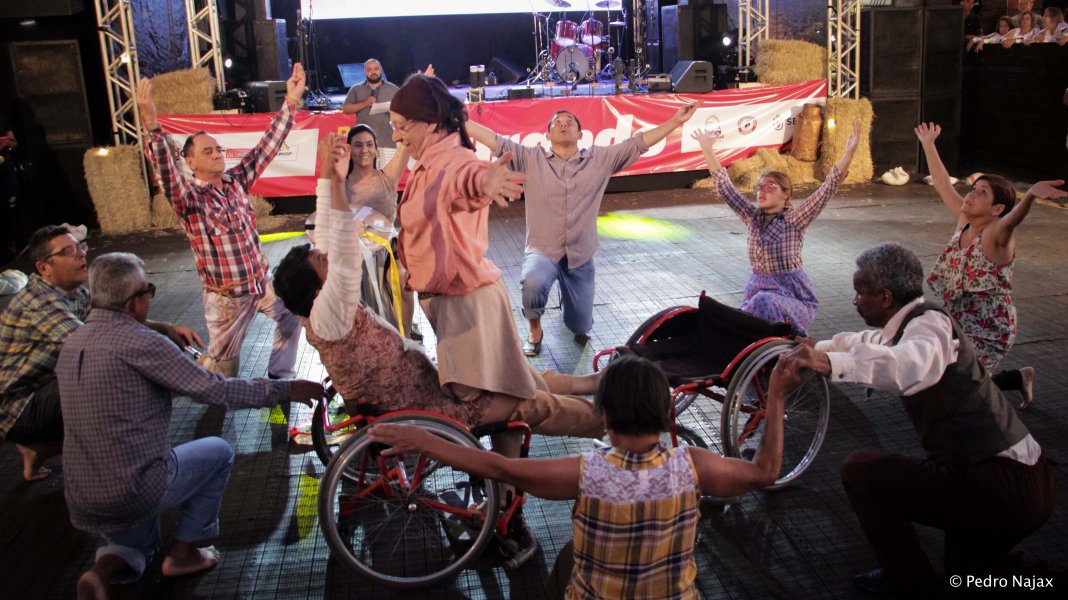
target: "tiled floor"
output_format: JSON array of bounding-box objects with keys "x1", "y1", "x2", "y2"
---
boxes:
[{"x1": 2, "y1": 179, "x2": 1067, "y2": 599}]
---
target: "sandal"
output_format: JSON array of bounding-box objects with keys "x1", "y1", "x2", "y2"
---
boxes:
[{"x1": 522, "y1": 335, "x2": 542, "y2": 357}]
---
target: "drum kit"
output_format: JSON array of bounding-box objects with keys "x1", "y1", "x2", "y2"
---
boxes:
[{"x1": 528, "y1": 0, "x2": 636, "y2": 87}]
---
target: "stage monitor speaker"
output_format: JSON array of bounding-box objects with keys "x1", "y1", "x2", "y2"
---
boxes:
[
  {"x1": 670, "y1": 60, "x2": 714, "y2": 93},
  {"x1": 9, "y1": 40, "x2": 92, "y2": 147},
  {"x1": 488, "y1": 56, "x2": 525, "y2": 85},
  {"x1": 861, "y1": 8, "x2": 923, "y2": 98},
  {"x1": 245, "y1": 80, "x2": 287, "y2": 113},
  {"x1": 3, "y1": 0, "x2": 84, "y2": 17},
  {"x1": 253, "y1": 19, "x2": 291, "y2": 82},
  {"x1": 871, "y1": 97, "x2": 921, "y2": 173},
  {"x1": 923, "y1": 6, "x2": 964, "y2": 97}
]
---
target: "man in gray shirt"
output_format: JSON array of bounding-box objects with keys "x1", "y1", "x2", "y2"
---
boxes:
[
  {"x1": 58, "y1": 252, "x2": 322, "y2": 598},
  {"x1": 342, "y1": 58, "x2": 400, "y2": 165},
  {"x1": 466, "y1": 103, "x2": 697, "y2": 356}
]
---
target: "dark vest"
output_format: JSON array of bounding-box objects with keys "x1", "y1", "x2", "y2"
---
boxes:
[{"x1": 892, "y1": 302, "x2": 1029, "y2": 465}]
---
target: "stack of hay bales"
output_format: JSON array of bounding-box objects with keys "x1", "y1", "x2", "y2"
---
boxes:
[
  {"x1": 148, "y1": 68, "x2": 216, "y2": 115},
  {"x1": 695, "y1": 39, "x2": 873, "y2": 191},
  {"x1": 83, "y1": 146, "x2": 152, "y2": 234}
]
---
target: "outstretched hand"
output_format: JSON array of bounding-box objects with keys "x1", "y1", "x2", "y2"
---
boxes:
[
  {"x1": 483, "y1": 151, "x2": 526, "y2": 207},
  {"x1": 1027, "y1": 180, "x2": 1068, "y2": 204},
  {"x1": 288, "y1": 380, "x2": 325, "y2": 408},
  {"x1": 317, "y1": 134, "x2": 336, "y2": 178},
  {"x1": 768, "y1": 353, "x2": 805, "y2": 399},
  {"x1": 136, "y1": 78, "x2": 158, "y2": 130},
  {"x1": 691, "y1": 128, "x2": 722, "y2": 147},
  {"x1": 914, "y1": 122, "x2": 941, "y2": 144},
  {"x1": 286, "y1": 63, "x2": 307, "y2": 106},
  {"x1": 844, "y1": 119, "x2": 862, "y2": 153},
  {"x1": 331, "y1": 138, "x2": 350, "y2": 181},
  {"x1": 368, "y1": 423, "x2": 434, "y2": 456},
  {"x1": 673, "y1": 102, "x2": 699, "y2": 126}
]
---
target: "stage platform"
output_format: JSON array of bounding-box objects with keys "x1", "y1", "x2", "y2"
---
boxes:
[{"x1": 2, "y1": 179, "x2": 1067, "y2": 599}]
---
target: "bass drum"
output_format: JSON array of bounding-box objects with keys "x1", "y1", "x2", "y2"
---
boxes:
[{"x1": 554, "y1": 44, "x2": 596, "y2": 83}]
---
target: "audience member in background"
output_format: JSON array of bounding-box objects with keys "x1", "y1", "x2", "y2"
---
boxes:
[
  {"x1": 968, "y1": 15, "x2": 1014, "y2": 51},
  {"x1": 369, "y1": 355, "x2": 794, "y2": 600},
  {"x1": 59, "y1": 252, "x2": 322, "y2": 600},
  {"x1": 786, "y1": 243, "x2": 1055, "y2": 595},
  {"x1": 342, "y1": 59, "x2": 401, "y2": 167},
  {"x1": 1034, "y1": 7, "x2": 1068, "y2": 42},
  {"x1": 0, "y1": 226, "x2": 200, "y2": 482},
  {"x1": 916, "y1": 122, "x2": 1068, "y2": 408},
  {"x1": 1010, "y1": 0, "x2": 1040, "y2": 27},
  {"x1": 691, "y1": 120, "x2": 862, "y2": 335},
  {"x1": 1003, "y1": 10, "x2": 1041, "y2": 46},
  {"x1": 137, "y1": 66, "x2": 306, "y2": 379},
  {"x1": 962, "y1": 0, "x2": 984, "y2": 43}
]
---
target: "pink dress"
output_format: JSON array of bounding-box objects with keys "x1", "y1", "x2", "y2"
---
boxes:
[{"x1": 926, "y1": 225, "x2": 1016, "y2": 370}]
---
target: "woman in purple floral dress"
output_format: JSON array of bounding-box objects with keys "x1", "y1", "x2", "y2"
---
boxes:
[{"x1": 916, "y1": 122, "x2": 1067, "y2": 408}]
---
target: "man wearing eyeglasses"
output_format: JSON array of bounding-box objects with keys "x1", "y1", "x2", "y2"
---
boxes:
[
  {"x1": 0, "y1": 226, "x2": 201, "y2": 482},
  {"x1": 56, "y1": 252, "x2": 323, "y2": 596},
  {"x1": 136, "y1": 64, "x2": 307, "y2": 379}
]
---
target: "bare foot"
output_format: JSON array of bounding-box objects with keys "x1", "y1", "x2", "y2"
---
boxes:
[
  {"x1": 1019, "y1": 366, "x2": 1035, "y2": 410},
  {"x1": 16, "y1": 444, "x2": 51, "y2": 481},
  {"x1": 76, "y1": 571, "x2": 109, "y2": 600},
  {"x1": 161, "y1": 545, "x2": 219, "y2": 577}
]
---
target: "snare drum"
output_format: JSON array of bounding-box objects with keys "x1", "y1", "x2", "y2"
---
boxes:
[
  {"x1": 555, "y1": 19, "x2": 579, "y2": 44},
  {"x1": 580, "y1": 19, "x2": 606, "y2": 50}
]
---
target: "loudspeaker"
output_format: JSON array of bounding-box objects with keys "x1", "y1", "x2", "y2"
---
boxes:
[
  {"x1": 670, "y1": 60, "x2": 714, "y2": 93},
  {"x1": 245, "y1": 80, "x2": 287, "y2": 113},
  {"x1": 488, "y1": 56, "x2": 526, "y2": 85},
  {"x1": 661, "y1": 1, "x2": 730, "y2": 70},
  {"x1": 8, "y1": 40, "x2": 92, "y2": 147},
  {"x1": 861, "y1": 8, "x2": 923, "y2": 98},
  {"x1": 2, "y1": 0, "x2": 84, "y2": 17},
  {"x1": 871, "y1": 97, "x2": 921, "y2": 173},
  {"x1": 921, "y1": 94, "x2": 961, "y2": 173},
  {"x1": 253, "y1": 19, "x2": 291, "y2": 82},
  {"x1": 923, "y1": 7, "x2": 963, "y2": 98}
]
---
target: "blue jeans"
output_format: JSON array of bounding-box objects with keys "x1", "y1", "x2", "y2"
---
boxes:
[
  {"x1": 520, "y1": 253, "x2": 595, "y2": 336},
  {"x1": 97, "y1": 437, "x2": 235, "y2": 582}
]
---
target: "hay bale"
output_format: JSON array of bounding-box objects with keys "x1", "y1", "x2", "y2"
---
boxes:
[
  {"x1": 150, "y1": 68, "x2": 215, "y2": 115},
  {"x1": 781, "y1": 155, "x2": 819, "y2": 186},
  {"x1": 151, "y1": 191, "x2": 181, "y2": 229},
  {"x1": 83, "y1": 146, "x2": 152, "y2": 234},
  {"x1": 250, "y1": 194, "x2": 273, "y2": 220},
  {"x1": 754, "y1": 40, "x2": 827, "y2": 85},
  {"x1": 818, "y1": 97, "x2": 874, "y2": 184}
]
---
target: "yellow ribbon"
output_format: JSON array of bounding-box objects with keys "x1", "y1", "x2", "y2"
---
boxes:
[{"x1": 360, "y1": 230, "x2": 405, "y2": 334}]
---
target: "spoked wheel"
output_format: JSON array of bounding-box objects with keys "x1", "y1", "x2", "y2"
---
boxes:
[
  {"x1": 721, "y1": 340, "x2": 830, "y2": 491},
  {"x1": 318, "y1": 414, "x2": 500, "y2": 589},
  {"x1": 311, "y1": 385, "x2": 359, "y2": 467}
]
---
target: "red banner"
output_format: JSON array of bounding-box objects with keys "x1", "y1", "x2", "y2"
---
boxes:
[{"x1": 156, "y1": 80, "x2": 827, "y2": 197}]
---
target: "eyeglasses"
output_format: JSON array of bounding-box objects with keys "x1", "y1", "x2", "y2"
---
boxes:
[
  {"x1": 389, "y1": 119, "x2": 417, "y2": 133},
  {"x1": 47, "y1": 241, "x2": 88, "y2": 259},
  {"x1": 756, "y1": 183, "x2": 782, "y2": 193},
  {"x1": 125, "y1": 281, "x2": 156, "y2": 303}
]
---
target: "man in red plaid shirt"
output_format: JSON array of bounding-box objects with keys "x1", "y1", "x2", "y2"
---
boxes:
[{"x1": 137, "y1": 65, "x2": 307, "y2": 378}]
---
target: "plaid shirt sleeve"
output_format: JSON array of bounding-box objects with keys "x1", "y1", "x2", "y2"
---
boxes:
[
  {"x1": 145, "y1": 128, "x2": 194, "y2": 217},
  {"x1": 712, "y1": 167, "x2": 757, "y2": 225},
  {"x1": 228, "y1": 100, "x2": 296, "y2": 192},
  {"x1": 786, "y1": 164, "x2": 843, "y2": 229}
]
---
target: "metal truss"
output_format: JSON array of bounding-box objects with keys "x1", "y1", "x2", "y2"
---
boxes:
[
  {"x1": 184, "y1": 0, "x2": 226, "y2": 94},
  {"x1": 827, "y1": 0, "x2": 862, "y2": 98},
  {"x1": 94, "y1": 0, "x2": 143, "y2": 147},
  {"x1": 738, "y1": 0, "x2": 770, "y2": 68}
]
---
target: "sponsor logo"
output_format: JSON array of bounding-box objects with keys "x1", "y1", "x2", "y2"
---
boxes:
[
  {"x1": 772, "y1": 113, "x2": 797, "y2": 131},
  {"x1": 737, "y1": 116, "x2": 758, "y2": 135},
  {"x1": 703, "y1": 114, "x2": 723, "y2": 136}
]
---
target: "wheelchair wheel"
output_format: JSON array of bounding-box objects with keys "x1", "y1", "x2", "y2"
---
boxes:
[
  {"x1": 311, "y1": 385, "x2": 358, "y2": 467},
  {"x1": 720, "y1": 340, "x2": 830, "y2": 491},
  {"x1": 318, "y1": 414, "x2": 500, "y2": 589}
]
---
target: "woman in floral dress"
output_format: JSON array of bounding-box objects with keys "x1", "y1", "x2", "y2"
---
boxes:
[
  {"x1": 916, "y1": 122, "x2": 1067, "y2": 408},
  {"x1": 692, "y1": 120, "x2": 862, "y2": 334}
]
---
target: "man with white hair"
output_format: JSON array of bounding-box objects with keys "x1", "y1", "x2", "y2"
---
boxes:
[{"x1": 57, "y1": 252, "x2": 323, "y2": 599}]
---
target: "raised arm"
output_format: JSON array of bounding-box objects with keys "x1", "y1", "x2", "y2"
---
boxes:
[
  {"x1": 137, "y1": 78, "x2": 194, "y2": 215},
  {"x1": 915, "y1": 122, "x2": 965, "y2": 221},
  {"x1": 465, "y1": 119, "x2": 502, "y2": 154},
  {"x1": 834, "y1": 119, "x2": 862, "y2": 176},
  {"x1": 988, "y1": 179, "x2": 1068, "y2": 254},
  {"x1": 229, "y1": 64, "x2": 305, "y2": 189},
  {"x1": 692, "y1": 128, "x2": 723, "y2": 173},
  {"x1": 381, "y1": 142, "x2": 410, "y2": 187},
  {"x1": 689, "y1": 356, "x2": 792, "y2": 497},
  {"x1": 368, "y1": 423, "x2": 582, "y2": 500},
  {"x1": 641, "y1": 102, "x2": 698, "y2": 148},
  {"x1": 692, "y1": 128, "x2": 757, "y2": 223},
  {"x1": 786, "y1": 119, "x2": 861, "y2": 227}
]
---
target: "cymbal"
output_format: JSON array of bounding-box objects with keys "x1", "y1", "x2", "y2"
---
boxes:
[
  {"x1": 545, "y1": 0, "x2": 572, "y2": 7},
  {"x1": 595, "y1": 0, "x2": 622, "y2": 8}
]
